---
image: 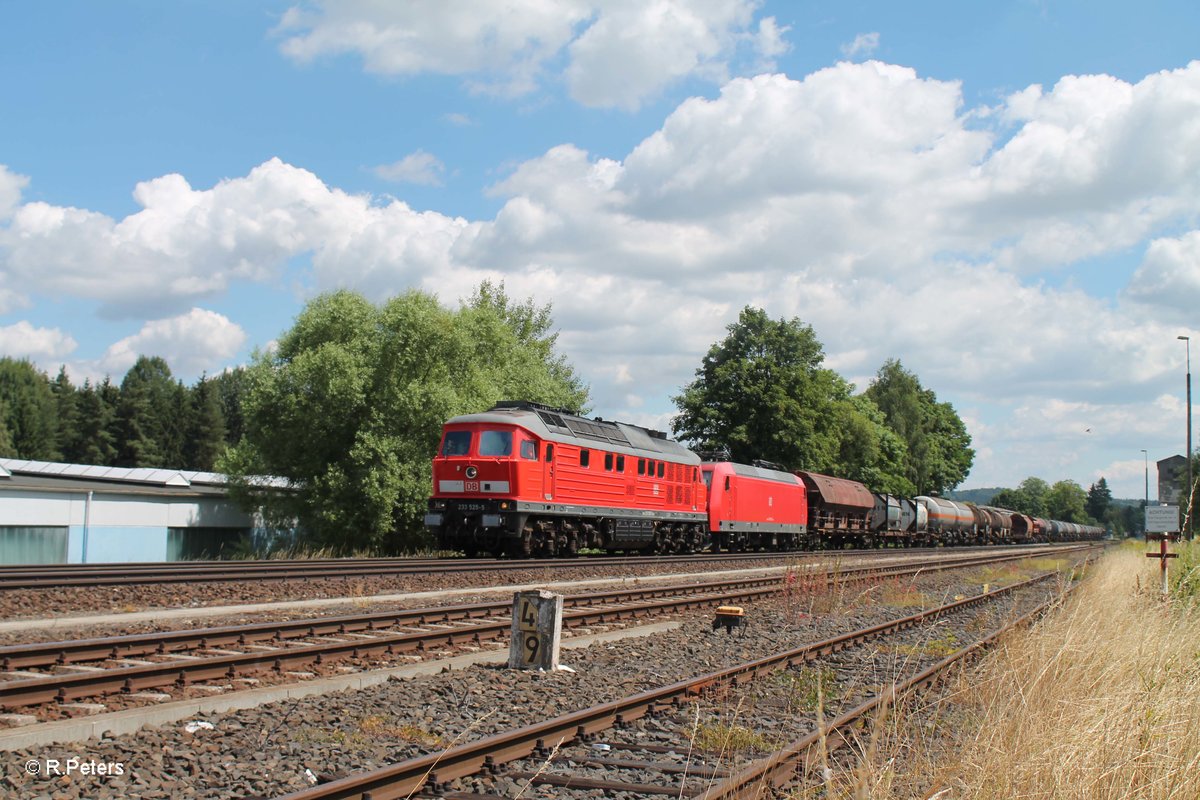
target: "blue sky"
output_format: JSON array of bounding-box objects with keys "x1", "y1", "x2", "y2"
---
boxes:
[{"x1": 1, "y1": 1, "x2": 1198, "y2": 499}]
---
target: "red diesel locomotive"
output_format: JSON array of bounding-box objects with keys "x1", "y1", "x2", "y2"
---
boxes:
[{"x1": 425, "y1": 402, "x2": 709, "y2": 556}]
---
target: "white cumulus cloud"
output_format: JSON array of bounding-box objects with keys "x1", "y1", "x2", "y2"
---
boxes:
[
  {"x1": 95, "y1": 308, "x2": 247, "y2": 380},
  {"x1": 0, "y1": 164, "x2": 29, "y2": 221},
  {"x1": 276, "y1": 0, "x2": 787, "y2": 109},
  {"x1": 0, "y1": 321, "x2": 78, "y2": 367},
  {"x1": 1123, "y1": 230, "x2": 1200, "y2": 320}
]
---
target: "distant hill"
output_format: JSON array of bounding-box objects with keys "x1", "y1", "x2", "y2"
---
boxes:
[{"x1": 945, "y1": 487, "x2": 1003, "y2": 505}]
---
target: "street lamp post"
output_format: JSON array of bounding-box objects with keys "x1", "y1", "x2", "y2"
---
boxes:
[
  {"x1": 1180, "y1": 336, "x2": 1193, "y2": 539},
  {"x1": 1141, "y1": 447, "x2": 1149, "y2": 517}
]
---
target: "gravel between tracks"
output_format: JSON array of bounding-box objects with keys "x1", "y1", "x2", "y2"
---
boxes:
[
  {"x1": 0, "y1": 556, "x2": 814, "y2": 621},
  {"x1": 2, "y1": 559, "x2": 1075, "y2": 799}
]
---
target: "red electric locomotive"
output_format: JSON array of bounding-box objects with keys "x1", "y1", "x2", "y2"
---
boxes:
[
  {"x1": 701, "y1": 461, "x2": 808, "y2": 551},
  {"x1": 426, "y1": 402, "x2": 709, "y2": 556}
]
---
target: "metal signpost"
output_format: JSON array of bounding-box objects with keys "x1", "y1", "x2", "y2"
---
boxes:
[
  {"x1": 1146, "y1": 505, "x2": 1181, "y2": 597},
  {"x1": 509, "y1": 589, "x2": 563, "y2": 670}
]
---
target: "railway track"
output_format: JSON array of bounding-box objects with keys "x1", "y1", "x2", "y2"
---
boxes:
[
  {"x1": 0, "y1": 546, "x2": 1093, "y2": 716},
  {"x1": 0, "y1": 543, "x2": 1081, "y2": 589},
  {"x1": 273, "y1": 555, "x2": 1090, "y2": 799}
]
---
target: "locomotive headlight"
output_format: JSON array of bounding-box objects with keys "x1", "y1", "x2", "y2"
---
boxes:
[
  {"x1": 465, "y1": 466, "x2": 478, "y2": 479},
  {"x1": 500, "y1": 501, "x2": 509, "y2": 510}
]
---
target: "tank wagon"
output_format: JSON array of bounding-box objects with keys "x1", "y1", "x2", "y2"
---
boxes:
[
  {"x1": 426, "y1": 402, "x2": 708, "y2": 557},
  {"x1": 427, "y1": 402, "x2": 1105, "y2": 556}
]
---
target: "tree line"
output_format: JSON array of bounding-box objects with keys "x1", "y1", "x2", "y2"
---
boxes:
[
  {"x1": 672, "y1": 307, "x2": 974, "y2": 497},
  {"x1": 0, "y1": 355, "x2": 247, "y2": 472},
  {"x1": 988, "y1": 475, "x2": 1142, "y2": 535}
]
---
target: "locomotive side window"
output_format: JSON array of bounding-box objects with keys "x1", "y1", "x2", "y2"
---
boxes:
[
  {"x1": 580, "y1": 449, "x2": 590, "y2": 467},
  {"x1": 616, "y1": 455, "x2": 625, "y2": 472},
  {"x1": 657, "y1": 462, "x2": 665, "y2": 478},
  {"x1": 520, "y1": 440, "x2": 538, "y2": 460},
  {"x1": 479, "y1": 430, "x2": 513, "y2": 456},
  {"x1": 638, "y1": 459, "x2": 645, "y2": 475},
  {"x1": 545, "y1": 444, "x2": 554, "y2": 462},
  {"x1": 441, "y1": 431, "x2": 472, "y2": 456},
  {"x1": 604, "y1": 452, "x2": 614, "y2": 471},
  {"x1": 701, "y1": 469, "x2": 713, "y2": 489}
]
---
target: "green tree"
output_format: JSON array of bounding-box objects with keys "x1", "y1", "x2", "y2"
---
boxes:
[
  {"x1": 116, "y1": 356, "x2": 190, "y2": 468},
  {"x1": 185, "y1": 374, "x2": 227, "y2": 471},
  {"x1": 1046, "y1": 479, "x2": 1089, "y2": 523},
  {"x1": 51, "y1": 367, "x2": 80, "y2": 461},
  {"x1": 0, "y1": 397, "x2": 13, "y2": 456},
  {"x1": 672, "y1": 307, "x2": 848, "y2": 471},
  {"x1": 1086, "y1": 477, "x2": 1113, "y2": 521},
  {"x1": 0, "y1": 358, "x2": 59, "y2": 460},
  {"x1": 211, "y1": 367, "x2": 249, "y2": 447},
  {"x1": 991, "y1": 477, "x2": 1050, "y2": 517},
  {"x1": 831, "y1": 394, "x2": 915, "y2": 496},
  {"x1": 864, "y1": 359, "x2": 974, "y2": 495},
  {"x1": 74, "y1": 379, "x2": 118, "y2": 465},
  {"x1": 221, "y1": 287, "x2": 589, "y2": 553}
]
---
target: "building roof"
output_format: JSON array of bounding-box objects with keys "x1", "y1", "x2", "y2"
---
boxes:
[{"x1": 0, "y1": 458, "x2": 290, "y2": 497}]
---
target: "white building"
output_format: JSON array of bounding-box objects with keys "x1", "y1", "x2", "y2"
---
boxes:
[{"x1": 0, "y1": 458, "x2": 285, "y2": 564}]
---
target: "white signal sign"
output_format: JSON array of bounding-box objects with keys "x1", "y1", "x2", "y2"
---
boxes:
[{"x1": 1146, "y1": 505, "x2": 1180, "y2": 533}]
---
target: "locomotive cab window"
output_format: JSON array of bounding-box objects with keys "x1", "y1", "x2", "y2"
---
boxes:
[
  {"x1": 701, "y1": 469, "x2": 713, "y2": 488},
  {"x1": 604, "y1": 453, "x2": 614, "y2": 471},
  {"x1": 478, "y1": 430, "x2": 513, "y2": 456},
  {"x1": 441, "y1": 431, "x2": 472, "y2": 456},
  {"x1": 520, "y1": 440, "x2": 538, "y2": 460},
  {"x1": 545, "y1": 443, "x2": 554, "y2": 462},
  {"x1": 580, "y1": 449, "x2": 590, "y2": 467}
]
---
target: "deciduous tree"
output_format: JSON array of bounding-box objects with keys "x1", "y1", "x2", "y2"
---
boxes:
[
  {"x1": 672, "y1": 307, "x2": 847, "y2": 471},
  {"x1": 221, "y1": 287, "x2": 588, "y2": 553},
  {"x1": 865, "y1": 359, "x2": 974, "y2": 495}
]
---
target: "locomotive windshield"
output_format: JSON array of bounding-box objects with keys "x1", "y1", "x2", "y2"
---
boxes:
[
  {"x1": 478, "y1": 430, "x2": 514, "y2": 456},
  {"x1": 441, "y1": 431, "x2": 471, "y2": 456}
]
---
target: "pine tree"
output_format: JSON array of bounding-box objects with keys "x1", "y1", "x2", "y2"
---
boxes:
[
  {"x1": 186, "y1": 374, "x2": 227, "y2": 471},
  {"x1": 74, "y1": 380, "x2": 118, "y2": 466},
  {"x1": 1086, "y1": 477, "x2": 1113, "y2": 522},
  {"x1": 51, "y1": 366, "x2": 80, "y2": 462}
]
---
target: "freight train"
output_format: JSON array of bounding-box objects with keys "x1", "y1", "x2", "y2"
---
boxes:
[{"x1": 424, "y1": 402, "x2": 1104, "y2": 557}]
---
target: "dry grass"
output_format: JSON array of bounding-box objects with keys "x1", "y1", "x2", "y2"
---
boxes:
[{"x1": 808, "y1": 544, "x2": 1200, "y2": 799}]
